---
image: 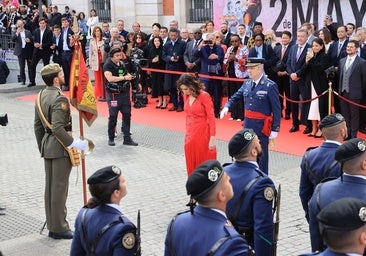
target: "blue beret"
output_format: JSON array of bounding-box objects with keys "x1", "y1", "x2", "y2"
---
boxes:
[
  {"x1": 228, "y1": 128, "x2": 256, "y2": 157},
  {"x1": 335, "y1": 138, "x2": 366, "y2": 163},
  {"x1": 318, "y1": 198, "x2": 366, "y2": 233},
  {"x1": 87, "y1": 165, "x2": 121, "y2": 185},
  {"x1": 186, "y1": 160, "x2": 224, "y2": 199},
  {"x1": 319, "y1": 113, "x2": 345, "y2": 130}
]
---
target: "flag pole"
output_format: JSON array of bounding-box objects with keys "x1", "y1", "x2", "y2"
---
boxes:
[{"x1": 79, "y1": 111, "x2": 87, "y2": 205}]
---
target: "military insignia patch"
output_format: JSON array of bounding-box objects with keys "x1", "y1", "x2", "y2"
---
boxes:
[
  {"x1": 61, "y1": 102, "x2": 68, "y2": 110},
  {"x1": 122, "y1": 232, "x2": 136, "y2": 249},
  {"x1": 264, "y1": 187, "x2": 274, "y2": 201}
]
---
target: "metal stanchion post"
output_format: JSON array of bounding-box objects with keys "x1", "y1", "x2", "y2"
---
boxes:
[{"x1": 328, "y1": 81, "x2": 333, "y2": 115}]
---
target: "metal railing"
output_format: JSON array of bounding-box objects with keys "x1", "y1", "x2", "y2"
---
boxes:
[
  {"x1": 0, "y1": 34, "x2": 15, "y2": 51},
  {"x1": 189, "y1": 0, "x2": 213, "y2": 23}
]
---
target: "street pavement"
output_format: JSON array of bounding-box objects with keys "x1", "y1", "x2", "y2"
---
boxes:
[{"x1": 0, "y1": 83, "x2": 311, "y2": 255}]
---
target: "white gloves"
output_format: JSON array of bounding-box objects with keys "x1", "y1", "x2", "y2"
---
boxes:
[
  {"x1": 220, "y1": 107, "x2": 229, "y2": 119},
  {"x1": 68, "y1": 139, "x2": 88, "y2": 151},
  {"x1": 269, "y1": 131, "x2": 278, "y2": 139}
]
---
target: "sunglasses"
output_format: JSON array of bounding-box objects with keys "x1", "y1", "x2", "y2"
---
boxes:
[{"x1": 194, "y1": 32, "x2": 201, "y2": 34}]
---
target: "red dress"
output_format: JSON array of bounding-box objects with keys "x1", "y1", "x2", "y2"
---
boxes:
[{"x1": 184, "y1": 91, "x2": 217, "y2": 176}]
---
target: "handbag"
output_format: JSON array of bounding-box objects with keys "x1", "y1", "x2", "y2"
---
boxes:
[
  {"x1": 271, "y1": 60, "x2": 286, "y2": 73},
  {"x1": 36, "y1": 90, "x2": 80, "y2": 167}
]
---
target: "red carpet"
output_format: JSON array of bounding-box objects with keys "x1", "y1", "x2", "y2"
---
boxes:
[{"x1": 19, "y1": 93, "x2": 365, "y2": 156}]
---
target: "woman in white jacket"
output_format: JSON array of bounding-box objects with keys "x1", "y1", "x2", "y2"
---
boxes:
[{"x1": 86, "y1": 9, "x2": 99, "y2": 39}]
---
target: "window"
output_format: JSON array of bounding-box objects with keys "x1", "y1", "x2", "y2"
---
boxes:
[
  {"x1": 189, "y1": 0, "x2": 213, "y2": 23},
  {"x1": 91, "y1": 0, "x2": 111, "y2": 23}
]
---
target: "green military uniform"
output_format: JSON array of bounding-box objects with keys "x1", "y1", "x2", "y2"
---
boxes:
[{"x1": 34, "y1": 85, "x2": 74, "y2": 233}]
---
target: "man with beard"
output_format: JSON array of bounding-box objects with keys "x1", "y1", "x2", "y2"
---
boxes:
[
  {"x1": 221, "y1": 21, "x2": 233, "y2": 47},
  {"x1": 225, "y1": 128, "x2": 276, "y2": 256}
]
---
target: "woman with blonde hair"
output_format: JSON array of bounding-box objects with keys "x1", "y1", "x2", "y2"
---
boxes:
[{"x1": 89, "y1": 26, "x2": 106, "y2": 100}]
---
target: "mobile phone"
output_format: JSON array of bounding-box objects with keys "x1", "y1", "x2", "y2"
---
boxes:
[
  {"x1": 307, "y1": 48, "x2": 313, "y2": 54},
  {"x1": 204, "y1": 40, "x2": 213, "y2": 44}
]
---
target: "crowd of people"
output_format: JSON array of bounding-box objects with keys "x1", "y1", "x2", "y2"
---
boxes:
[{"x1": 1, "y1": 2, "x2": 365, "y2": 255}]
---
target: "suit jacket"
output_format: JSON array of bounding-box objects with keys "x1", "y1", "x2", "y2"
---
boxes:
[
  {"x1": 70, "y1": 205, "x2": 138, "y2": 256},
  {"x1": 273, "y1": 43, "x2": 292, "y2": 70},
  {"x1": 162, "y1": 38, "x2": 187, "y2": 71},
  {"x1": 338, "y1": 55, "x2": 366, "y2": 99},
  {"x1": 32, "y1": 27, "x2": 53, "y2": 55},
  {"x1": 183, "y1": 39, "x2": 202, "y2": 72},
  {"x1": 12, "y1": 29, "x2": 33, "y2": 58},
  {"x1": 222, "y1": 31, "x2": 233, "y2": 46},
  {"x1": 195, "y1": 44, "x2": 224, "y2": 78},
  {"x1": 164, "y1": 206, "x2": 249, "y2": 256},
  {"x1": 59, "y1": 27, "x2": 75, "y2": 53},
  {"x1": 52, "y1": 33, "x2": 63, "y2": 59},
  {"x1": 327, "y1": 39, "x2": 348, "y2": 67},
  {"x1": 286, "y1": 43, "x2": 311, "y2": 85},
  {"x1": 308, "y1": 175, "x2": 366, "y2": 252},
  {"x1": 249, "y1": 44, "x2": 278, "y2": 81}
]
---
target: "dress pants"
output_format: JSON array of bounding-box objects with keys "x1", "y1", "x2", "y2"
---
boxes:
[
  {"x1": 44, "y1": 157, "x2": 72, "y2": 233},
  {"x1": 30, "y1": 50, "x2": 51, "y2": 84},
  {"x1": 340, "y1": 91, "x2": 360, "y2": 138},
  {"x1": 17, "y1": 56, "x2": 31, "y2": 84},
  {"x1": 62, "y1": 51, "x2": 73, "y2": 87}
]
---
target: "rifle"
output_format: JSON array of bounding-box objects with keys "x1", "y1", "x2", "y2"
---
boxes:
[
  {"x1": 136, "y1": 210, "x2": 141, "y2": 256},
  {"x1": 273, "y1": 184, "x2": 281, "y2": 256}
]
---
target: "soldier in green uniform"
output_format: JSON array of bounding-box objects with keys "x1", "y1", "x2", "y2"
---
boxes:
[{"x1": 34, "y1": 63, "x2": 88, "y2": 239}]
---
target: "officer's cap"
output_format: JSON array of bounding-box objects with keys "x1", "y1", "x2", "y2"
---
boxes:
[
  {"x1": 319, "y1": 113, "x2": 345, "y2": 130},
  {"x1": 245, "y1": 58, "x2": 265, "y2": 67},
  {"x1": 228, "y1": 129, "x2": 256, "y2": 157},
  {"x1": 186, "y1": 160, "x2": 224, "y2": 200},
  {"x1": 253, "y1": 21, "x2": 263, "y2": 27},
  {"x1": 317, "y1": 197, "x2": 366, "y2": 233},
  {"x1": 87, "y1": 165, "x2": 121, "y2": 185},
  {"x1": 40, "y1": 63, "x2": 62, "y2": 76},
  {"x1": 335, "y1": 138, "x2": 366, "y2": 163}
]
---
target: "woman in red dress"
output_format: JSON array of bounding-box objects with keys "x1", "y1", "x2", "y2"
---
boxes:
[{"x1": 177, "y1": 73, "x2": 217, "y2": 176}]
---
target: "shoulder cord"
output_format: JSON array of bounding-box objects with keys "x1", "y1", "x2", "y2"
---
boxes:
[
  {"x1": 229, "y1": 175, "x2": 261, "y2": 224},
  {"x1": 81, "y1": 208, "x2": 123, "y2": 255}
]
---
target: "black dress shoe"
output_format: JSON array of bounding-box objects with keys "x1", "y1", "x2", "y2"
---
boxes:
[
  {"x1": 289, "y1": 126, "x2": 299, "y2": 133},
  {"x1": 284, "y1": 114, "x2": 290, "y2": 120},
  {"x1": 108, "y1": 139, "x2": 115, "y2": 146},
  {"x1": 21, "y1": 81, "x2": 26, "y2": 85},
  {"x1": 27, "y1": 83, "x2": 35, "y2": 87},
  {"x1": 123, "y1": 139, "x2": 138, "y2": 146},
  {"x1": 359, "y1": 127, "x2": 366, "y2": 134},
  {"x1": 49, "y1": 230, "x2": 73, "y2": 240},
  {"x1": 303, "y1": 127, "x2": 312, "y2": 134}
]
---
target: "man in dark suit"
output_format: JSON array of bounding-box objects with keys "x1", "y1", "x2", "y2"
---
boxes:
[
  {"x1": 183, "y1": 28, "x2": 202, "y2": 73},
  {"x1": 286, "y1": 28, "x2": 311, "y2": 133},
  {"x1": 220, "y1": 21, "x2": 232, "y2": 47},
  {"x1": 29, "y1": 17, "x2": 53, "y2": 87},
  {"x1": 274, "y1": 31, "x2": 293, "y2": 119},
  {"x1": 12, "y1": 19, "x2": 33, "y2": 85},
  {"x1": 327, "y1": 26, "x2": 348, "y2": 114},
  {"x1": 338, "y1": 40, "x2": 366, "y2": 139},
  {"x1": 50, "y1": 25, "x2": 62, "y2": 66},
  {"x1": 60, "y1": 17, "x2": 75, "y2": 91},
  {"x1": 162, "y1": 28, "x2": 186, "y2": 112}
]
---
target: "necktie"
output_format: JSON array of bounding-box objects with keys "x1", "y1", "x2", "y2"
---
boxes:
[
  {"x1": 296, "y1": 46, "x2": 302, "y2": 61},
  {"x1": 251, "y1": 81, "x2": 256, "y2": 91},
  {"x1": 194, "y1": 40, "x2": 199, "y2": 49},
  {"x1": 337, "y1": 43, "x2": 342, "y2": 56},
  {"x1": 345, "y1": 58, "x2": 352, "y2": 70},
  {"x1": 281, "y1": 46, "x2": 286, "y2": 59}
]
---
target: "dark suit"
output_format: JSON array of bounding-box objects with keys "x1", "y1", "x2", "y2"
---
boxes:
[
  {"x1": 162, "y1": 38, "x2": 187, "y2": 109},
  {"x1": 59, "y1": 27, "x2": 74, "y2": 89},
  {"x1": 12, "y1": 29, "x2": 34, "y2": 84},
  {"x1": 248, "y1": 44, "x2": 278, "y2": 83},
  {"x1": 338, "y1": 55, "x2": 366, "y2": 138},
  {"x1": 222, "y1": 31, "x2": 233, "y2": 47},
  {"x1": 327, "y1": 39, "x2": 348, "y2": 113},
  {"x1": 29, "y1": 27, "x2": 53, "y2": 85},
  {"x1": 51, "y1": 34, "x2": 62, "y2": 66},
  {"x1": 274, "y1": 43, "x2": 292, "y2": 116},
  {"x1": 286, "y1": 43, "x2": 311, "y2": 128},
  {"x1": 183, "y1": 39, "x2": 201, "y2": 73}
]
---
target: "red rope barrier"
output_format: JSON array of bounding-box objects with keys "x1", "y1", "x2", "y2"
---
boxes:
[
  {"x1": 333, "y1": 91, "x2": 366, "y2": 109},
  {"x1": 279, "y1": 89, "x2": 329, "y2": 104}
]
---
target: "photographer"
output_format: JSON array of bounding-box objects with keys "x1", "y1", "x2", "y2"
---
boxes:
[{"x1": 104, "y1": 47, "x2": 140, "y2": 147}]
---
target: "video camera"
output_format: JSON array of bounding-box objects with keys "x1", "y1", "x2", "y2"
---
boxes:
[
  {"x1": 130, "y1": 48, "x2": 148, "y2": 68},
  {"x1": 130, "y1": 48, "x2": 148, "y2": 108},
  {"x1": 0, "y1": 113, "x2": 8, "y2": 126}
]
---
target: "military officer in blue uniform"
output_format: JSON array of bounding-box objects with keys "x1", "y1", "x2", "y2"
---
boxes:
[
  {"x1": 308, "y1": 138, "x2": 366, "y2": 252},
  {"x1": 164, "y1": 160, "x2": 249, "y2": 256},
  {"x1": 299, "y1": 198, "x2": 366, "y2": 256},
  {"x1": 225, "y1": 128, "x2": 276, "y2": 256},
  {"x1": 70, "y1": 165, "x2": 139, "y2": 256},
  {"x1": 220, "y1": 57, "x2": 281, "y2": 174},
  {"x1": 299, "y1": 113, "x2": 347, "y2": 222}
]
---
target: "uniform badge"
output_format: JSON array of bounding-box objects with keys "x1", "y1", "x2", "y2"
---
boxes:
[
  {"x1": 208, "y1": 167, "x2": 221, "y2": 182},
  {"x1": 264, "y1": 187, "x2": 274, "y2": 201},
  {"x1": 122, "y1": 232, "x2": 136, "y2": 249},
  {"x1": 359, "y1": 207, "x2": 366, "y2": 222},
  {"x1": 61, "y1": 102, "x2": 68, "y2": 110},
  {"x1": 357, "y1": 141, "x2": 366, "y2": 152}
]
